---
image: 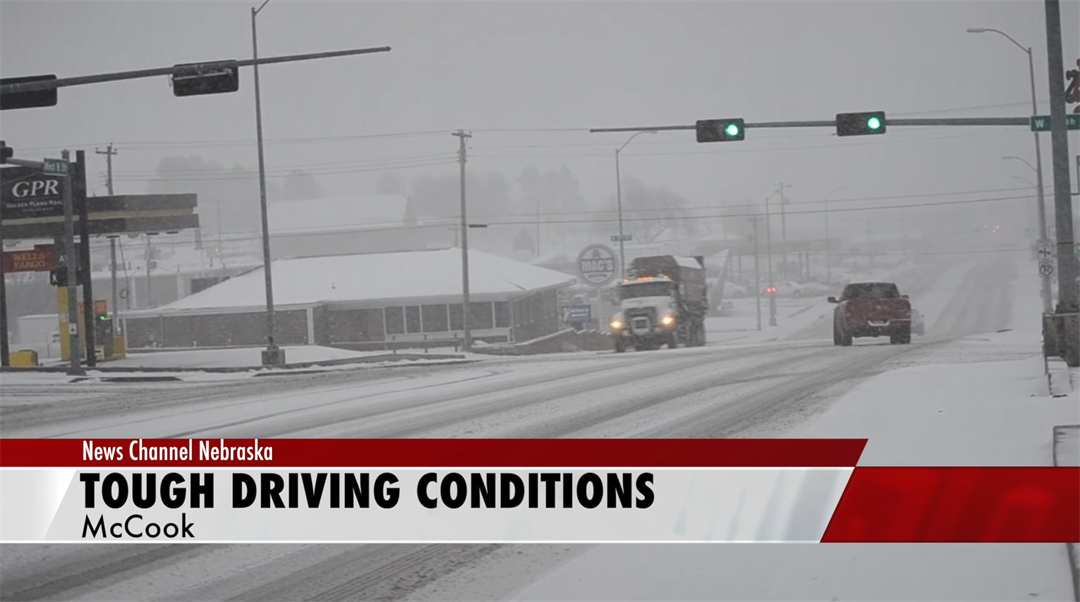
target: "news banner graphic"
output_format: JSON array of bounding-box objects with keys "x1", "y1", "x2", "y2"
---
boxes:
[{"x1": 0, "y1": 439, "x2": 1076, "y2": 544}]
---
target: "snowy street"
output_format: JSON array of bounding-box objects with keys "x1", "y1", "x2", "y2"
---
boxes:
[{"x1": 3, "y1": 253, "x2": 1076, "y2": 601}]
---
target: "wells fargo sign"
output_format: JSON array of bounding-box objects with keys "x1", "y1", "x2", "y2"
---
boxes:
[{"x1": 2, "y1": 247, "x2": 58, "y2": 272}]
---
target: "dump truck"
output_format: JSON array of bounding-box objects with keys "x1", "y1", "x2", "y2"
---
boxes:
[{"x1": 609, "y1": 255, "x2": 707, "y2": 352}]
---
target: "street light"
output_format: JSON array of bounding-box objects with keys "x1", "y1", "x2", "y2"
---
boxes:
[
  {"x1": 969, "y1": 27, "x2": 1051, "y2": 314},
  {"x1": 614, "y1": 130, "x2": 656, "y2": 278},
  {"x1": 252, "y1": 0, "x2": 282, "y2": 366},
  {"x1": 1003, "y1": 155, "x2": 1054, "y2": 313},
  {"x1": 822, "y1": 186, "x2": 846, "y2": 283}
]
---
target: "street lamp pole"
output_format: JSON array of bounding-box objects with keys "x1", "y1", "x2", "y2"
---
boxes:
[
  {"x1": 1004, "y1": 154, "x2": 1054, "y2": 314},
  {"x1": 968, "y1": 27, "x2": 1052, "y2": 314},
  {"x1": 823, "y1": 186, "x2": 846, "y2": 284},
  {"x1": 614, "y1": 130, "x2": 656, "y2": 279},
  {"x1": 252, "y1": 0, "x2": 282, "y2": 366},
  {"x1": 764, "y1": 193, "x2": 776, "y2": 326}
]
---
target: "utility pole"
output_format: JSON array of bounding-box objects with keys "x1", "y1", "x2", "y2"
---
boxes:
[
  {"x1": 1043, "y1": 0, "x2": 1079, "y2": 314},
  {"x1": 764, "y1": 195, "x2": 776, "y2": 326},
  {"x1": 95, "y1": 144, "x2": 116, "y2": 195},
  {"x1": 778, "y1": 182, "x2": 793, "y2": 248},
  {"x1": 750, "y1": 216, "x2": 763, "y2": 331},
  {"x1": 96, "y1": 144, "x2": 120, "y2": 349},
  {"x1": 453, "y1": 129, "x2": 473, "y2": 351},
  {"x1": 60, "y1": 150, "x2": 83, "y2": 376}
]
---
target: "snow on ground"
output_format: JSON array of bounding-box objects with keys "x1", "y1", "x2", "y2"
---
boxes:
[{"x1": 510, "y1": 260, "x2": 1079, "y2": 602}]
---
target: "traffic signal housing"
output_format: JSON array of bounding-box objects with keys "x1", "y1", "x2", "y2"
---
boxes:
[
  {"x1": 171, "y1": 61, "x2": 240, "y2": 97},
  {"x1": 0, "y1": 75, "x2": 58, "y2": 111},
  {"x1": 49, "y1": 267, "x2": 87, "y2": 287},
  {"x1": 0, "y1": 140, "x2": 11, "y2": 164},
  {"x1": 696, "y1": 118, "x2": 746, "y2": 143},
  {"x1": 836, "y1": 111, "x2": 886, "y2": 137}
]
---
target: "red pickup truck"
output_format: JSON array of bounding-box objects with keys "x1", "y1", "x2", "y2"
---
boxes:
[{"x1": 829, "y1": 282, "x2": 912, "y2": 346}]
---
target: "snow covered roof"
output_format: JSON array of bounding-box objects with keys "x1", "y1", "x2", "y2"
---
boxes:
[
  {"x1": 673, "y1": 256, "x2": 704, "y2": 269},
  {"x1": 130, "y1": 248, "x2": 577, "y2": 315},
  {"x1": 266, "y1": 195, "x2": 407, "y2": 236}
]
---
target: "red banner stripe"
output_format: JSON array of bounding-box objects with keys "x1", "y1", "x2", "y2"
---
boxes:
[
  {"x1": 821, "y1": 467, "x2": 1080, "y2": 543},
  {"x1": 0, "y1": 438, "x2": 867, "y2": 468}
]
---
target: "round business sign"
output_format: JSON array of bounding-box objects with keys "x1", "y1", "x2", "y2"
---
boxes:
[{"x1": 577, "y1": 244, "x2": 617, "y2": 286}]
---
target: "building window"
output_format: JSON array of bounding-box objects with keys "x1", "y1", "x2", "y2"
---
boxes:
[
  {"x1": 405, "y1": 306, "x2": 421, "y2": 334},
  {"x1": 449, "y1": 304, "x2": 464, "y2": 331},
  {"x1": 469, "y1": 302, "x2": 493, "y2": 330},
  {"x1": 421, "y1": 304, "x2": 449, "y2": 332},
  {"x1": 494, "y1": 301, "x2": 511, "y2": 328},
  {"x1": 385, "y1": 306, "x2": 405, "y2": 335}
]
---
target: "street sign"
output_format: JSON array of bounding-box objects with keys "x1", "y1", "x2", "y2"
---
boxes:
[
  {"x1": 1030, "y1": 114, "x2": 1080, "y2": 132},
  {"x1": 1039, "y1": 262, "x2": 1054, "y2": 277},
  {"x1": 67, "y1": 323, "x2": 78, "y2": 336},
  {"x1": 42, "y1": 157, "x2": 69, "y2": 176},
  {"x1": 562, "y1": 305, "x2": 592, "y2": 323},
  {"x1": 610, "y1": 234, "x2": 633, "y2": 243},
  {"x1": 577, "y1": 244, "x2": 617, "y2": 287}
]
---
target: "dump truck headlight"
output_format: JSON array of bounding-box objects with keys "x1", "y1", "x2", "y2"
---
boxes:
[
  {"x1": 661, "y1": 315, "x2": 675, "y2": 326},
  {"x1": 610, "y1": 320, "x2": 623, "y2": 330}
]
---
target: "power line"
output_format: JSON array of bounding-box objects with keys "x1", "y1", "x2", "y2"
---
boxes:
[
  {"x1": 11, "y1": 100, "x2": 1047, "y2": 153},
  {"x1": 109, "y1": 153, "x2": 458, "y2": 177},
  {"x1": 110, "y1": 159, "x2": 457, "y2": 182}
]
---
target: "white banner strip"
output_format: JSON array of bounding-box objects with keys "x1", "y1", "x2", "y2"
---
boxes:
[{"x1": 1, "y1": 468, "x2": 852, "y2": 543}]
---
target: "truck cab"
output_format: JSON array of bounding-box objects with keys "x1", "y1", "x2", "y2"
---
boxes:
[{"x1": 609, "y1": 255, "x2": 707, "y2": 352}]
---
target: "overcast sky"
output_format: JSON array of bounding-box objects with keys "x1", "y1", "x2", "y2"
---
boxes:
[{"x1": 2, "y1": 0, "x2": 1077, "y2": 241}]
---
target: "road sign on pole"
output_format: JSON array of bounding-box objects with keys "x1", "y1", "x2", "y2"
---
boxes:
[
  {"x1": 1030, "y1": 114, "x2": 1080, "y2": 132},
  {"x1": 1040, "y1": 262, "x2": 1054, "y2": 277},
  {"x1": 610, "y1": 234, "x2": 632, "y2": 243},
  {"x1": 42, "y1": 158, "x2": 69, "y2": 176},
  {"x1": 577, "y1": 244, "x2": 617, "y2": 287}
]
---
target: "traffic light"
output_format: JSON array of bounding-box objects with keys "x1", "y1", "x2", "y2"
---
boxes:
[
  {"x1": 696, "y1": 118, "x2": 746, "y2": 143},
  {"x1": 0, "y1": 75, "x2": 58, "y2": 111},
  {"x1": 0, "y1": 140, "x2": 11, "y2": 164},
  {"x1": 171, "y1": 61, "x2": 240, "y2": 97},
  {"x1": 836, "y1": 111, "x2": 886, "y2": 137},
  {"x1": 49, "y1": 267, "x2": 87, "y2": 287}
]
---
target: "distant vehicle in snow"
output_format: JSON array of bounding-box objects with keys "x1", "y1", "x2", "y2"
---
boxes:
[
  {"x1": 912, "y1": 309, "x2": 925, "y2": 336},
  {"x1": 829, "y1": 282, "x2": 912, "y2": 346}
]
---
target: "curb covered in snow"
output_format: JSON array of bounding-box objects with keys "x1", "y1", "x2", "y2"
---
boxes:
[{"x1": 0, "y1": 352, "x2": 468, "y2": 374}]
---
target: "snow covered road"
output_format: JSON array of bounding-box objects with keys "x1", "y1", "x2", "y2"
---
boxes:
[{"x1": 1, "y1": 254, "x2": 1053, "y2": 602}]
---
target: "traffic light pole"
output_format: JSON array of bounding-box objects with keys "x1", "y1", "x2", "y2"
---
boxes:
[
  {"x1": 590, "y1": 117, "x2": 1033, "y2": 136},
  {"x1": 60, "y1": 150, "x2": 83, "y2": 376}
]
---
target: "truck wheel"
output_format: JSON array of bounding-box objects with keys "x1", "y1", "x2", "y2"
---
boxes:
[
  {"x1": 614, "y1": 340, "x2": 626, "y2": 353},
  {"x1": 696, "y1": 323, "x2": 707, "y2": 346},
  {"x1": 890, "y1": 327, "x2": 911, "y2": 345},
  {"x1": 837, "y1": 324, "x2": 853, "y2": 347}
]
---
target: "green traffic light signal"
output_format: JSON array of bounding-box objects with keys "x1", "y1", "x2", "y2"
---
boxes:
[
  {"x1": 836, "y1": 111, "x2": 887, "y2": 137},
  {"x1": 696, "y1": 118, "x2": 746, "y2": 143}
]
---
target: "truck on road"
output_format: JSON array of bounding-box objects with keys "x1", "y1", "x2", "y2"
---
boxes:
[
  {"x1": 609, "y1": 255, "x2": 707, "y2": 352},
  {"x1": 829, "y1": 282, "x2": 912, "y2": 346}
]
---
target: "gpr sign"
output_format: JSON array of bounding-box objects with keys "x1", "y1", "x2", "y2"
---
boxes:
[
  {"x1": 577, "y1": 244, "x2": 617, "y2": 287},
  {"x1": 0, "y1": 166, "x2": 65, "y2": 220},
  {"x1": 10, "y1": 179, "x2": 60, "y2": 197}
]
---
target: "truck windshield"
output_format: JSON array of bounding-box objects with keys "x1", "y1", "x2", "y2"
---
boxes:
[
  {"x1": 843, "y1": 283, "x2": 901, "y2": 299},
  {"x1": 620, "y1": 281, "x2": 673, "y2": 300}
]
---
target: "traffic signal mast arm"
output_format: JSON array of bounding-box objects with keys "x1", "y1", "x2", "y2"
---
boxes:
[
  {"x1": 0, "y1": 45, "x2": 390, "y2": 96},
  {"x1": 592, "y1": 116, "x2": 1031, "y2": 135}
]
